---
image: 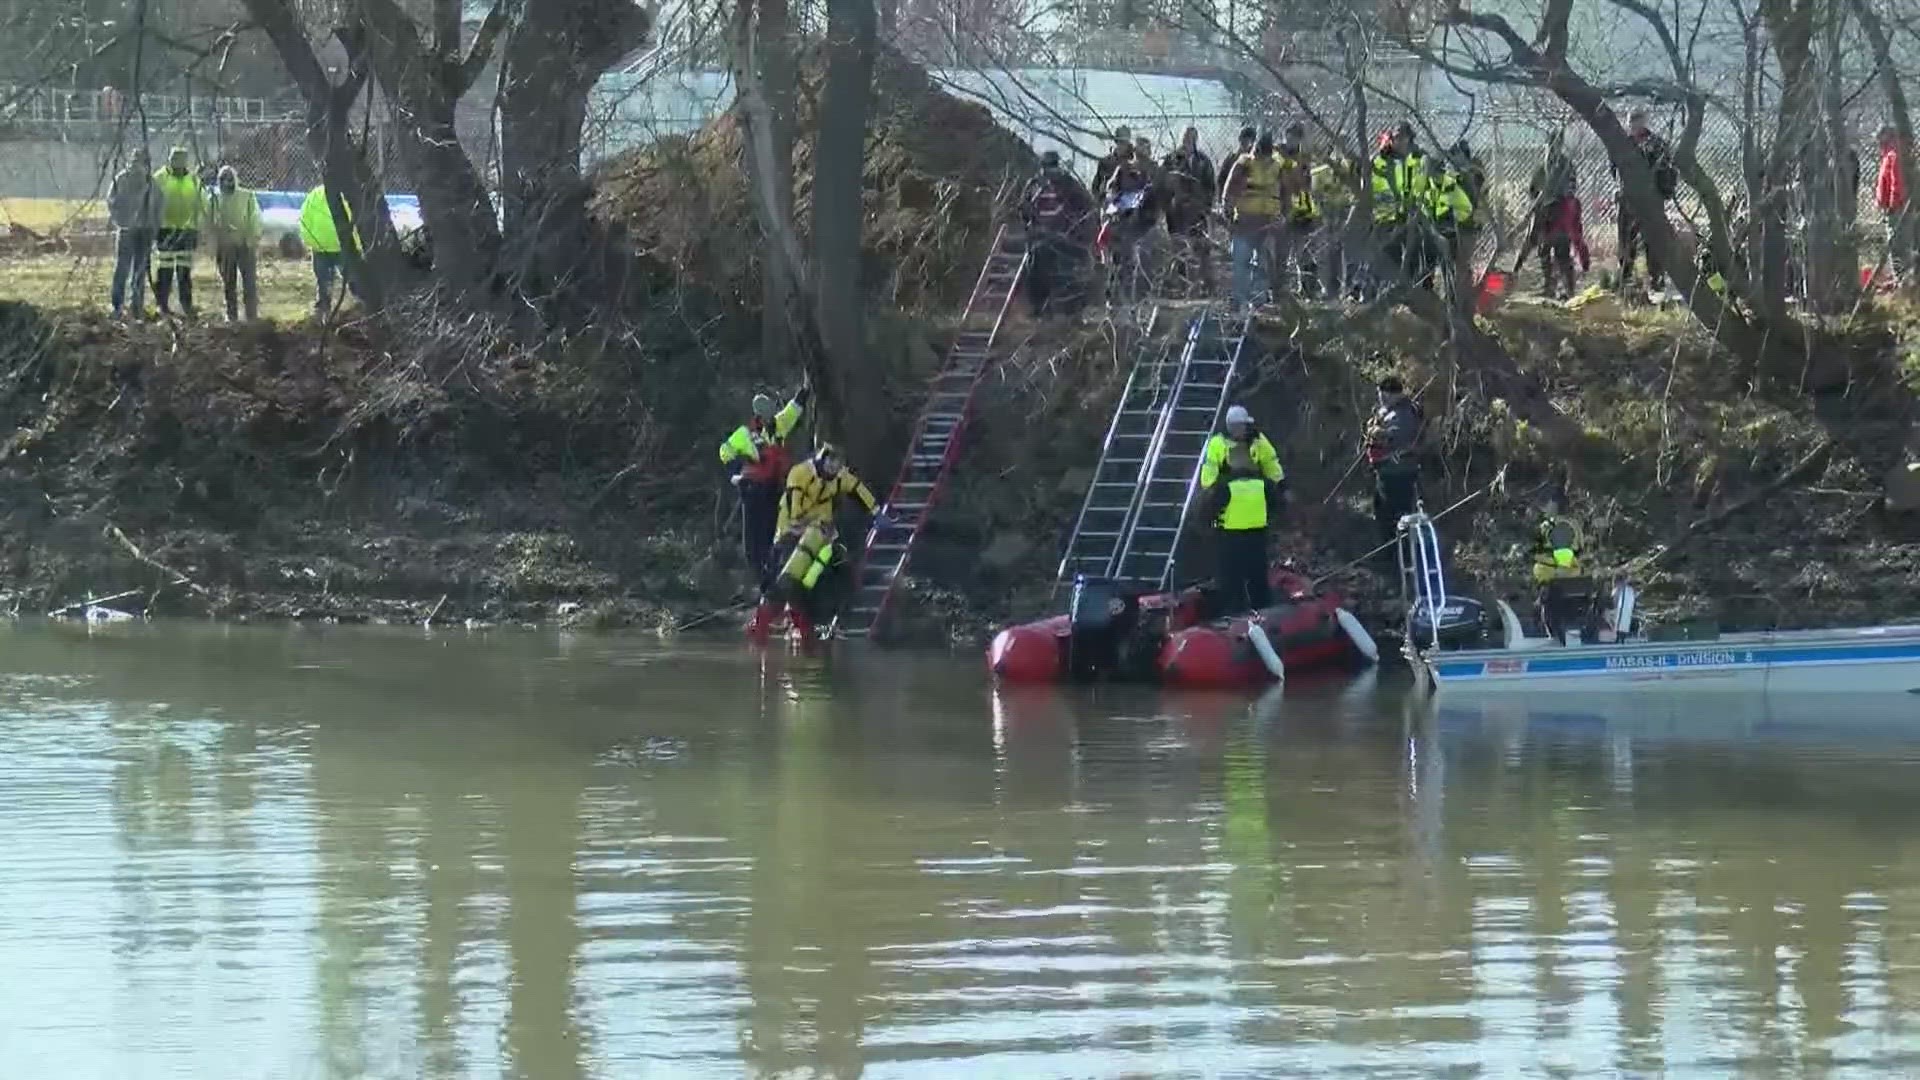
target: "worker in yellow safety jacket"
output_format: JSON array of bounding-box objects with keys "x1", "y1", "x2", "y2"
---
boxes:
[
  {"x1": 720, "y1": 385, "x2": 809, "y2": 590},
  {"x1": 1200, "y1": 404, "x2": 1287, "y2": 614},
  {"x1": 1225, "y1": 132, "x2": 1283, "y2": 307},
  {"x1": 1426, "y1": 156, "x2": 1476, "y2": 294},
  {"x1": 1370, "y1": 122, "x2": 1430, "y2": 286},
  {"x1": 300, "y1": 185, "x2": 363, "y2": 318},
  {"x1": 1276, "y1": 122, "x2": 1321, "y2": 299},
  {"x1": 772, "y1": 444, "x2": 887, "y2": 638},
  {"x1": 151, "y1": 146, "x2": 203, "y2": 317},
  {"x1": 1531, "y1": 492, "x2": 1586, "y2": 641}
]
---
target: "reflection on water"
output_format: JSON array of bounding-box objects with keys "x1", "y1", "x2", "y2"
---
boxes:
[{"x1": 6, "y1": 625, "x2": 1920, "y2": 1077}]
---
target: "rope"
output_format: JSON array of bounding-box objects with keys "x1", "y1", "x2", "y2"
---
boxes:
[{"x1": 1308, "y1": 473, "x2": 1498, "y2": 588}]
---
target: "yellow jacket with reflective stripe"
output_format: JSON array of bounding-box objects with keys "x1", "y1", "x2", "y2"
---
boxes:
[
  {"x1": 1370, "y1": 152, "x2": 1429, "y2": 223},
  {"x1": 153, "y1": 169, "x2": 203, "y2": 230},
  {"x1": 776, "y1": 459, "x2": 878, "y2": 536},
  {"x1": 1531, "y1": 516, "x2": 1583, "y2": 583},
  {"x1": 1200, "y1": 432, "x2": 1283, "y2": 488},
  {"x1": 718, "y1": 399, "x2": 803, "y2": 467},
  {"x1": 1232, "y1": 155, "x2": 1282, "y2": 220}
]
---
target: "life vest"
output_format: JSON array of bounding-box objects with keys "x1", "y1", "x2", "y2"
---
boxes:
[
  {"x1": 153, "y1": 169, "x2": 202, "y2": 230},
  {"x1": 1431, "y1": 172, "x2": 1473, "y2": 228},
  {"x1": 730, "y1": 420, "x2": 792, "y2": 484},
  {"x1": 1532, "y1": 517, "x2": 1583, "y2": 582},
  {"x1": 1235, "y1": 156, "x2": 1282, "y2": 220},
  {"x1": 1219, "y1": 477, "x2": 1268, "y2": 531}
]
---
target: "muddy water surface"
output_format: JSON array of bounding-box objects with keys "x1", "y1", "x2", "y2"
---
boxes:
[{"x1": 5, "y1": 624, "x2": 1920, "y2": 1078}]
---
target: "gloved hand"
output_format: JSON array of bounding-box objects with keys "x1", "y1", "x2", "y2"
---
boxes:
[
  {"x1": 872, "y1": 506, "x2": 897, "y2": 531},
  {"x1": 729, "y1": 473, "x2": 743, "y2": 487}
]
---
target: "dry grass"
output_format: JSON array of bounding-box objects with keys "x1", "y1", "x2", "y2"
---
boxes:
[
  {"x1": 0, "y1": 197, "x2": 103, "y2": 232},
  {"x1": 0, "y1": 251, "x2": 325, "y2": 322}
]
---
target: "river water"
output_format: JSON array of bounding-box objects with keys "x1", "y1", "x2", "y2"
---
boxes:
[{"x1": 5, "y1": 624, "x2": 1920, "y2": 1078}]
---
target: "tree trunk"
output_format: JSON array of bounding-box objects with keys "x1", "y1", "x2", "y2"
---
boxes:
[
  {"x1": 354, "y1": 0, "x2": 503, "y2": 296},
  {"x1": 497, "y1": 0, "x2": 651, "y2": 305},
  {"x1": 810, "y1": 0, "x2": 881, "y2": 466},
  {"x1": 240, "y1": 0, "x2": 402, "y2": 309},
  {"x1": 758, "y1": 0, "x2": 798, "y2": 369},
  {"x1": 1444, "y1": 3, "x2": 1847, "y2": 390}
]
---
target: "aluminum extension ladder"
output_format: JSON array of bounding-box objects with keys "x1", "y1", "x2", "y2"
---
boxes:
[
  {"x1": 836, "y1": 224, "x2": 1029, "y2": 640},
  {"x1": 1055, "y1": 308, "x2": 1254, "y2": 593}
]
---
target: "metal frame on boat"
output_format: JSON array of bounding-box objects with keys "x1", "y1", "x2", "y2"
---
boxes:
[{"x1": 1396, "y1": 511, "x2": 1920, "y2": 694}]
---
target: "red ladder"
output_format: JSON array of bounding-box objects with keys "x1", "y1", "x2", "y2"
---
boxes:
[{"x1": 835, "y1": 224, "x2": 1029, "y2": 640}]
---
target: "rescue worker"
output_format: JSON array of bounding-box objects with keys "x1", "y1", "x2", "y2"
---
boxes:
[
  {"x1": 1276, "y1": 123, "x2": 1320, "y2": 298},
  {"x1": 151, "y1": 146, "x2": 202, "y2": 317},
  {"x1": 771, "y1": 443, "x2": 886, "y2": 639},
  {"x1": 1160, "y1": 126, "x2": 1217, "y2": 295},
  {"x1": 1427, "y1": 153, "x2": 1475, "y2": 298},
  {"x1": 1019, "y1": 150, "x2": 1095, "y2": 317},
  {"x1": 1614, "y1": 108, "x2": 1679, "y2": 298},
  {"x1": 1224, "y1": 131, "x2": 1282, "y2": 308},
  {"x1": 1200, "y1": 404, "x2": 1286, "y2": 613},
  {"x1": 1531, "y1": 491, "x2": 1585, "y2": 642},
  {"x1": 300, "y1": 183, "x2": 353, "y2": 318},
  {"x1": 1369, "y1": 122, "x2": 1429, "y2": 290},
  {"x1": 207, "y1": 165, "x2": 262, "y2": 322},
  {"x1": 1445, "y1": 141, "x2": 1488, "y2": 314},
  {"x1": 720, "y1": 384, "x2": 810, "y2": 593},
  {"x1": 1366, "y1": 375, "x2": 1423, "y2": 543}
]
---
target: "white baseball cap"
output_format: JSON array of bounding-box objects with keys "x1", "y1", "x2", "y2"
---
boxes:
[{"x1": 1225, "y1": 405, "x2": 1253, "y2": 426}]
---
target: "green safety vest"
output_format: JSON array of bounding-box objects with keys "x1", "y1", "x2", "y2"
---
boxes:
[{"x1": 1220, "y1": 477, "x2": 1269, "y2": 531}]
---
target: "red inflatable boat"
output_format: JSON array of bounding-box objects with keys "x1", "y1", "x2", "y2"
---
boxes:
[{"x1": 988, "y1": 568, "x2": 1378, "y2": 688}]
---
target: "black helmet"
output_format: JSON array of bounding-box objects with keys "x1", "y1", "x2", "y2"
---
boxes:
[{"x1": 1039, "y1": 150, "x2": 1061, "y2": 169}]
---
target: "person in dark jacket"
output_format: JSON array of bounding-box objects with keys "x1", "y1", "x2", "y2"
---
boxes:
[
  {"x1": 1091, "y1": 127, "x2": 1133, "y2": 202},
  {"x1": 1614, "y1": 108, "x2": 1679, "y2": 297},
  {"x1": 1160, "y1": 126, "x2": 1217, "y2": 295},
  {"x1": 1366, "y1": 375, "x2": 1424, "y2": 543},
  {"x1": 1527, "y1": 131, "x2": 1582, "y2": 299},
  {"x1": 1218, "y1": 126, "x2": 1256, "y2": 202},
  {"x1": 1019, "y1": 150, "x2": 1096, "y2": 317}
]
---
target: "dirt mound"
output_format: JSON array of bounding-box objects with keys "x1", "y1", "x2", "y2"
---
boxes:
[{"x1": 592, "y1": 49, "x2": 1038, "y2": 313}]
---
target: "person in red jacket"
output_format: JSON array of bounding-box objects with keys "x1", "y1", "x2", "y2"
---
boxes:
[{"x1": 1879, "y1": 125, "x2": 1912, "y2": 283}]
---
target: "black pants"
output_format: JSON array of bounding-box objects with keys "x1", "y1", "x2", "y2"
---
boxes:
[
  {"x1": 1026, "y1": 237, "x2": 1084, "y2": 317},
  {"x1": 1617, "y1": 206, "x2": 1664, "y2": 288},
  {"x1": 739, "y1": 480, "x2": 781, "y2": 585},
  {"x1": 1536, "y1": 579, "x2": 1584, "y2": 641},
  {"x1": 1372, "y1": 464, "x2": 1421, "y2": 541},
  {"x1": 1214, "y1": 528, "x2": 1271, "y2": 614}
]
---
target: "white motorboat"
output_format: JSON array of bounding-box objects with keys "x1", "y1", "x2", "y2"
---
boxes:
[{"x1": 1394, "y1": 511, "x2": 1920, "y2": 695}]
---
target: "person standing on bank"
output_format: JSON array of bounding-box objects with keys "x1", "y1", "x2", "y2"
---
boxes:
[
  {"x1": 107, "y1": 149, "x2": 156, "y2": 319},
  {"x1": 1366, "y1": 375, "x2": 1424, "y2": 542},
  {"x1": 207, "y1": 166, "x2": 262, "y2": 322},
  {"x1": 301, "y1": 184, "x2": 352, "y2": 318},
  {"x1": 1160, "y1": 126, "x2": 1217, "y2": 296},
  {"x1": 151, "y1": 146, "x2": 203, "y2": 317},
  {"x1": 1200, "y1": 404, "x2": 1287, "y2": 613}
]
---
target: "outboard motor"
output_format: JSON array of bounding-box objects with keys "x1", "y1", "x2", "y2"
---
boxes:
[
  {"x1": 1408, "y1": 595, "x2": 1488, "y2": 651},
  {"x1": 1067, "y1": 575, "x2": 1138, "y2": 680}
]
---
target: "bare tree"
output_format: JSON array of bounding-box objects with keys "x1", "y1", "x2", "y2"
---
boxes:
[
  {"x1": 730, "y1": 0, "x2": 884, "y2": 463},
  {"x1": 1427, "y1": 0, "x2": 1849, "y2": 389}
]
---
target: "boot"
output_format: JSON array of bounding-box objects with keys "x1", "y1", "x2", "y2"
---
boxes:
[
  {"x1": 787, "y1": 605, "x2": 815, "y2": 644},
  {"x1": 745, "y1": 600, "x2": 777, "y2": 638}
]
